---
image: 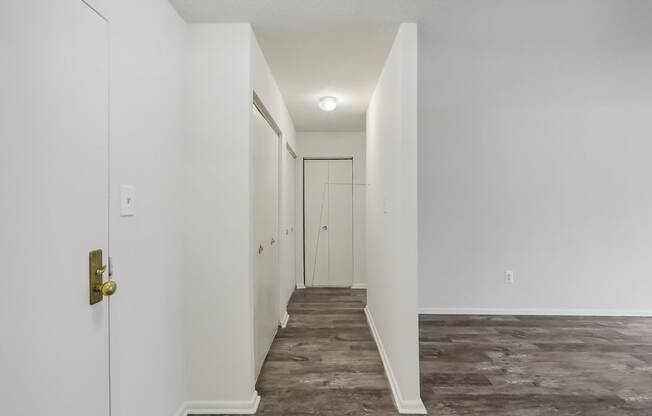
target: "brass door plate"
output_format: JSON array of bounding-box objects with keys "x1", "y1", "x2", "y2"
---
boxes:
[{"x1": 89, "y1": 249, "x2": 103, "y2": 305}]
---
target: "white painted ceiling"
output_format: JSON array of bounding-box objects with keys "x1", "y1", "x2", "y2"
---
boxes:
[
  {"x1": 253, "y1": 24, "x2": 398, "y2": 131},
  {"x1": 166, "y1": 0, "x2": 429, "y2": 131}
]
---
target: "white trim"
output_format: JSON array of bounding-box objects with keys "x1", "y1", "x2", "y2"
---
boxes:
[
  {"x1": 180, "y1": 391, "x2": 261, "y2": 415},
  {"x1": 351, "y1": 283, "x2": 367, "y2": 289},
  {"x1": 418, "y1": 307, "x2": 652, "y2": 317},
  {"x1": 296, "y1": 283, "x2": 306, "y2": 289},
  {"x1": 286, "y1": 142, "x2": 297, "y2": 159},
  {"x1": 364, "y1": 306, "x2": 427, "y2": 414},
  {"x1": 280, "y1": 311, "x2": 290, "y2": 328},
  {"x1": 173, "y1": 402, "x2": 186, "y2": 416}
]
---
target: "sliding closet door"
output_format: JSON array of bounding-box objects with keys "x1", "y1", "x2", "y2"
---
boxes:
[
  {"x1": 253, "y1": 107, "x2": 279, "y2": 378},
  {"x1": 304, "y1": 159, "x2": 353, "y2": 287}
]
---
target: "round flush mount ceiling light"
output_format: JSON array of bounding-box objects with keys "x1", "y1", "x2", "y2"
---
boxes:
[{"x1": 319, "y1": 96, "x2": 338, "y2": 112}]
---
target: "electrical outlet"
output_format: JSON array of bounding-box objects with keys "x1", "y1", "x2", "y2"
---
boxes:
[{"x1": 504, "y1": 270, "x2": 515, "y2": 284}]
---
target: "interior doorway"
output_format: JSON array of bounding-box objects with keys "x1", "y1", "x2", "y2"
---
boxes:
[{"x1": 303, "y1": 158, "x2": 354, "y2": 287}]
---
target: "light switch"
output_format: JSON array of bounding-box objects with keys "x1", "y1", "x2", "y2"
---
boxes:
[{"x1": 120, "y1": 185, "x2": 135, "y2": 216}]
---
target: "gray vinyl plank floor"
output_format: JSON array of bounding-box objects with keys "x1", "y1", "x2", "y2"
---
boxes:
[
  {"x1": 420, "y1": 314, "x2": 652, "y2": 415},
  {"x1": 254, "y1": 288, "x2": 398, "y2": 415},
  {"x1": 216, "y1": 288, "x2": 652, "y2": 415}
]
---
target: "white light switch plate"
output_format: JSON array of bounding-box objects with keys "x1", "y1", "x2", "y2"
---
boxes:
[{"x1": 120, "y1": 185, "x2": 135, "y2": 216}]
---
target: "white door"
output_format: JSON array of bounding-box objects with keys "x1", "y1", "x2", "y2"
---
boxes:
[
  {"x1": 304, "y1": 159, "x2": 353, "y2": 287},
  {"x1": 252, "y1": 107, "x2": 279, "y2": 378},
  {"x1": 0, "y1": 1, "x2": 111, "y2": 415},
  {"x1": 280, "y1": 147, "x2": 297, "y2": 318}
]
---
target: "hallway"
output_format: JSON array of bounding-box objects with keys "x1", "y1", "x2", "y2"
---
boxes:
[{"x1": 253, "y1": 288, "x2": 398, "y2": 415}]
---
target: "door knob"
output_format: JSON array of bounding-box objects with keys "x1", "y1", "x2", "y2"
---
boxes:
[
  {"x1": 96, "y1": 279, "x2": 118, "y2": 296},
  {"x1": 321, "y1": 225, "x2": 328, "y2": 231},
  {"x1": 89, "y1": 249, "x2": 118, "y2": 304},
  {"x1": 271, "y1": 238, "x2": 276, "y2": 245}
]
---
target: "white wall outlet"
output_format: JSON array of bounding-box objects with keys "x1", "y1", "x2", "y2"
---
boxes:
[
  {"x1": 120, "y1": 185, "x2": 136, "y2": 217},
  {"x1": 504, "y1": 270, "x2": 515, "y2": 284}
]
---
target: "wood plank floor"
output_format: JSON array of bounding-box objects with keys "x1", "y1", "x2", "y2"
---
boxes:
[
  {"x1": 420, "y1": 314, "x2": 652, "y2": 415},
  {"x1": 253, "y1": 288, "x2": 398, "y2": 415},
  {"x1": 243, "y1": 288, "x2": 652, "y2": 415}
]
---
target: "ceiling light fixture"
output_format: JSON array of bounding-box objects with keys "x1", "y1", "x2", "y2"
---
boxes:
[{"x1": 319, "y1": 96, "x2": 337, "y2": 112}]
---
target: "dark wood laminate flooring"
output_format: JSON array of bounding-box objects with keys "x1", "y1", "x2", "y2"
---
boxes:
[
  {"x1": 253, "y1": 288, "x2": 398, "y2": 415},
  {"x1": 420, "y1": 314, "x2": 652, "y2": 415},
  {"x1": 224, "y1": 289, "x2": 652, "y2": 415}
]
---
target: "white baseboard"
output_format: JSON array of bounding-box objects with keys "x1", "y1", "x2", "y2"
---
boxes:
[
  {"x1": 419, "y1": 307, "x2": 652, "y2": 317},
  {"x1": 296, "y1": 283, "x2": 306, "y2": 289},
  {"x1": 351, "y1": 283, "x2": 367, "y2": 289},
  {"x1": 174, "y1": 402, "x2": 186, "y2": 416},
  {"x1": 280, "y1": 311, "x2": 290, "y2": 328},
  {"x1": 180, "y1": 391, "x2": 261, "y2": 415},
  {"x1": 364, "y1": 306, "x2": 427, "y2": 414}
]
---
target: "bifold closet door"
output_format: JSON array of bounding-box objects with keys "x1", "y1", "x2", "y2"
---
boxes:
[
  {"x1": 280, "y1": 148, "x2": 297, "y2": 310},
  {"x1": 252, "y1": 107, "x2": 279, "y2": 378},
  {"x1": 328, "y1": 160, "x2": 354, "y2": 286},
  {"x1": 304, "y1": 159, "x2": 353, "y2": 287},
  {"x1": 304, "y1": 161, "x2": 329, "y2": 286}
]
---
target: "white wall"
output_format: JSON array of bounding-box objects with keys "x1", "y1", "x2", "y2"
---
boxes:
[
  {"x1": 184, "y1": 24, "x2": 258, "y2": 407},
  {"x1": 295, "y1": 132, "x2": 367, "y2": 288},
  {"x1": 3, "y1": 4, "x2": 300, "y2": 415},
  {"x1": 250, "y1": 33, "x2": 298, "y2": 320},
  {"x1": 418, "y1": 0, "x2": 652, "y2": 315},
  {"x1": 365, "y1": 24, "x2": 423, "y2": 413},
  {"x1": 109, "y1": 1, "x2": 187, "y2": 415}
]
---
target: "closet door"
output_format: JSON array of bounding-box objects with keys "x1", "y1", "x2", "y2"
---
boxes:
[
  {"x1": 253, "y1": 107, "x2": 279, "y2": 378},
  {"x1": 280, "y1": 147, "x2": 297, "y2": 317},
  {"x1": 304, "y1": 159, "x2": 353, "y2": 287},
  {"x1": 328, "y1": 160, "x2": 354, "y2": 287},
  {"x1": 304, "y1": 160, "x2": 329, "y2": 286}
]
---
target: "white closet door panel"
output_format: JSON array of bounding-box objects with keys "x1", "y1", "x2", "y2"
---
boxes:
[
  {"x1": 253, "y1": 108, "x2": 279, "y2": 378},
  {"x1": 281, "y1": 150, "x2": 296, "y2": 306},
  {"x1": 304, "y1": 160, "x2": 329, "y2": 286},
  {"x1": 328, "y1": 160, "x2": 354, "y2": 287}
]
